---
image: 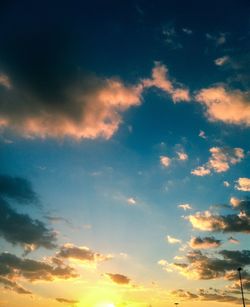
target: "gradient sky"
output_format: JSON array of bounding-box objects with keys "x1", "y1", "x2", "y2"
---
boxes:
[{"x1": 0, "y1": 1, "x2": 250, "y2": 307}]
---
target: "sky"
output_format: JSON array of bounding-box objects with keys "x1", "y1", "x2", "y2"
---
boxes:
[{"x1": 0, "y1": 1, "x2": 250, "y2": 306}]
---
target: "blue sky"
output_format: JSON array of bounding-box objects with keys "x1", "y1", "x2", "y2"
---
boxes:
[{"x1": 0, "y1": 1, "x2": 250, "y2": 306}]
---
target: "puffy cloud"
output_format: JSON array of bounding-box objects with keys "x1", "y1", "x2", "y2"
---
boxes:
[
  {"x1": 176, "y1": 151, "x2": 188, "y2": 161},
  {"x1": 56, "y1": 298, "x2": 79, "y2": 305},
  {"x1": 160, "y1": 155, "x2": 171, "y2": 168},
  {"x1": 0, "y1": 197, "x2": 57, "y2": 250},
  {"x1": 178, "y1": 203, "x2": 192, "y2": 211},
  {"x1": 171, "y1": 249, "x2": 250, "y2": 280},
  {"x1": 0, "y1": 276, "x2": 31, "y2": 294},
  {"x1": 191, "y1": 147, "x2": 244, "y2": 176},
  {"x1": 191, "y1": 166, "x2": 210, "y2": 176},
  {"x1": 56, "y1": 243, "x2": 112, "y2": 264},
  {"x1": 0, "y1": 175, "x2": 38, "y2": 204},
  {"x1": 143, "y1": 62, "x2": 190, "y2": 102},
  {"x1": 188, "y1": 236, "x2": 222, "y2": 249},
  {"x1": 188, "y1": 210, "x2": 250, "y2": 233},
  {"x1": 214, "y1": 56, "x2": 230, "y2": 66},
  {"x1": 166, "y1": 235, "x2": 182, "y2": 244},
  {"x1": 0, "y1": 252, "x2": 77, "y2": 282},
  {"x1": 235, "y1": 177, "x2": 250, "y2": 191},
  {"x1": 106, "y1": 273, "x2": 130, "y2": 285},
  {"x1": 0, "y1": 63, "x2": 190, "y2": 140},
  {"x1": 196, "y1": 86, "x2": 250, "y2": 126}
]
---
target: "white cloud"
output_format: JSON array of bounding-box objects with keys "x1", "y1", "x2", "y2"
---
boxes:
[
  {"x1": 127, "y1": 197, "x2": 137, "y2": 205},
  {"x1": 166, "y1": 235, "x2": 182, "y2": 244},
  {"x1": 178, "y1": 203, "x2": 192, "y2": 211},
  {"x1": 199, "y1": 130, "x2": 207, "y2": 139},
  {"x1": 235, "y1": 178, "x2": 250, "y2": 191},
  {"x1": 214, "y1": 56, "x2": 230, "y2": 66},
  {"x1": 223, "y1": 181, "x2": 230, "y2": 187}
]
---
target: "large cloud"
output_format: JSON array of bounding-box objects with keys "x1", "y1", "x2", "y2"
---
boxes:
[
  {"x1": 187, "y1": 198, "x2": 250, "y2": 233},
  {"x1": 0, "y1": 197, "x2": 57, "y2": 250},
  {"x1": 191, "y1": 147, "x2": 244, "y2": 176},
  {"x1": 0, "y1": 252, "x2": 77, "y2": 282},
  {"x1": 0, "y1": 62, "x2": 190, "y2": 140},
  {"x1": 196, "y1": 86, "x2": 250, "y2": 126},
  {"x1": 169, "y1": 249, "x2": 250, "y2": 280},
  {"x1": 56, "y1": 243, "x2": 112, "y2": 264}
]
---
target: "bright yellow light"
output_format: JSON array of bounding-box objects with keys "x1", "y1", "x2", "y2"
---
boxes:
[{"x1": 94, "y1": 303, "x2": 116, "y2": 307}]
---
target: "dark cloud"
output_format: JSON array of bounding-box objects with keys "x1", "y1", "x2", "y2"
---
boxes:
[
  {"x1": 0, "y1": 197, "x2": 57, "y2": 250},
  {"x1": 188, "y1": 199, "x2": 250, "y2": 233},
  {"x1": 0, "y1": 174, "x2": 38, "y2": 204},
  {"x1": 0, "y1": 252, "x2": 78, "y2": 282},
  {"x1": 173, "y1": 288, "x2": 250, "y2": 304},
  {"x1": 188, "y1": 236, "x2": 222, "y2": 249},
  {"x1": 106, "y1": 273, "x2": 130, "y2": 285},
  {"x1": 0, "y1": 276, "x2": 31, "y2": 294},
  {"x1": 172, "y1": 249, "x2": 250, "y2": 280},
  {"x1": 56, "y1": 298, "x2": 79, "y2": 305},
  {"x1": 57, "y1": 243, "x2": 112, "y2": 263}
]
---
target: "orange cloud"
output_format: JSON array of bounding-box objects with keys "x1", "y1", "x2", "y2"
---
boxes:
[
  {"x1": 235, "y1": 177, "x2": 250, "y2": 191},
  {"x1": 196, "y1": 86, "x2": 250, "y2": 126}
]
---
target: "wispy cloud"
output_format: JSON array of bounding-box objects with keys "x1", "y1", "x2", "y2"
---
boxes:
[
  {"x1": 166, "y1": 235, "x2": 182, "y2": 244},
  {"x1": 178, "y1": 203, "x2": 192, "y2": 211}
]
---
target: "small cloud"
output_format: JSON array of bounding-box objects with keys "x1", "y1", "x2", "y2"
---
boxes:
[
  {"x1": 188, "y1": 236, "x2": 222, "y2": 249},
  {"x1": 223, "y1": 181, "x2": 230, "y2": 187},
  {"x1": 106, "y1": 273, "x2": 130, "y2": 285},
  {"x1": 182, "y1": 28, "x2": 192, "y2": 35},
  {"x1": 178, "y1": 203, "x2": 192, "y2": 211},
  {"x1": 199, "y1": 130, "x2": 207, "y2": 139},
  {"x1": 230, "y1": 197, "x2": 241, "y2": 208},
  {"x1": 176, "y1": 151, "x2": 188, "y2": 161},
  {"x1": 214, "y1": 55, "x2": 230, "y2": 66},
  {"x1": 228, "y1": 236, "x2": 239, "y2": 244},
  {"x1": 206, "y1": 32, "x2": 227, "y2": 46},
  {"x1": 127, "y1": 197, "x2": 137, "y2": 205},
  {"x1": 191, "y1": 166, "x2": 211, "y2": 176},
  {"x1": 166, "y1": 235, "x2": 182, "y2": 244},
  {"x1": 56, "y1": 298, "x2": 79, "y2": 305},
  {"x1": 160, "y1": 155, "x2": 171, "y2": 168},
  {"x1": 235, "y1": 177, "x2": 250, "y2": 191}
]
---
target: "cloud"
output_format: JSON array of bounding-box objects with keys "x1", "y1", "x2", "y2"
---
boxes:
[
  {"x1": 196, "y1": 86, "x2": 250, "y2": 126},
  {"x1": 178, "y1": 203, "x2": 192, "y2": 211},
  {"x1": 160, "y1": 156, "x2": 171, "y2": 168},
  {"x1": 0, "y1": 276, "x2": 31, "y2": 294},
  {"x1": 224, "y1": 181, "x2": 230, "y2": 187},
  {"x1": 176, "y1": 151, "x2": 188, "y2": 161},
  {"x1": 206, "y1": 32, "x2": 227, "y2": 46},
  {"x1": 188, "y1": 210, "x2": 250, "y2": 233},
  {"x1": 235, "y1": 177, "x2": 250, "y2": 191},
  {"x1": 0, "y1": 62, "x2": 189, "y2": 140},
  {"x1": 0, "y1": 175, "x2": 38, "y2": 204},
  {"x1": 166, "y1": 235, "x2": 182, "y2": 244},
  {"x1": 188, "y1": 236, "x2": 222, "y2": 249},
  {"x1": 0, "y1": 197, "x2": 57, "y2": 250},
  {"x1": 214, "y1": 56, "x2": 230, "y2": 66},
  {"x1": 191, "y1": 147, "x2": 244, "y2": 176},
  {"x1": 182, "y1": 28, "x2": 192, "y2": 35},
  {"x1": 143, "y1": 62, "x2": 190, "y2": 103},
  {"x1": 56, "y1": 243, "x2": 112, "y2": 264},
  {"x1": 191, "y1": 166, "x2": 211, "y2": 176},
  {"x1": 127, "y1": 197, "x2": 137, "y2": 205},
  {"x1": 0, "y1": 252, "x2": 77, "y2": 282},
  {"x1": 170, "y1": 249, "x2": 250, "y2": 280},
  {"x1": 106, "y1": 273, "x2": 130, "y2": 285},
  {"x1": 0, "y1": 73, "x2": 11, "y2": 89},
  {"x1": 56, "y1": 298, "x2": 79, "y2": 305},
  {"x1": 228, "y1": 237, "x2": 239, "y2": 244},
  {"x1": 199, "y1": 130, "x2": 207, "y2": 139},
  {"x1": 172, "y1": 288, "x2": 250, "y2": 304}
]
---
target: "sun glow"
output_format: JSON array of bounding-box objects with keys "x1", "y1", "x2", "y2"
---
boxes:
[{"x1": 94, "y1": 303, "x2": 116, "y2": 307}]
